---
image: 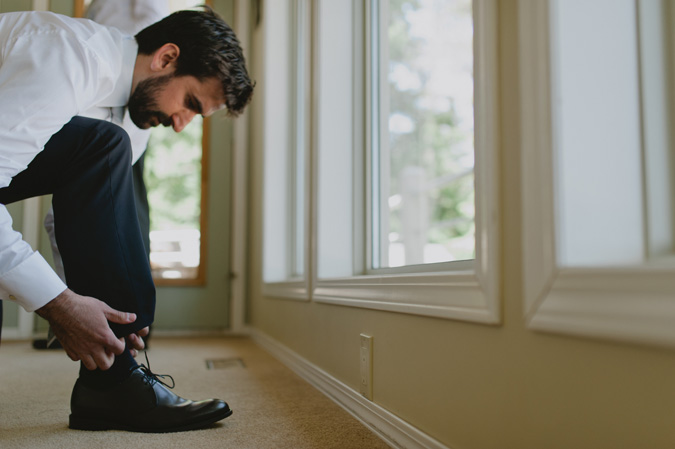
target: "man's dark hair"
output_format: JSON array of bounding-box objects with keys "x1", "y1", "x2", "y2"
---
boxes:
[{"x1": 135, "y1": 6, "x2": 254, "y2": 117}]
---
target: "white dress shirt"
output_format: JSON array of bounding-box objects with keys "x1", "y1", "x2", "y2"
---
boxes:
[{"x1": 0, "y1": 11, "x2": 139, "y2": 312}]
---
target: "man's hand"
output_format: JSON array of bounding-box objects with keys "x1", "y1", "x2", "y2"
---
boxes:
[{"x1": 35, "y1": 288, "x2": 137, "y2": 370}]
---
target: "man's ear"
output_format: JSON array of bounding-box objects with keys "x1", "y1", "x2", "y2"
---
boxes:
[{"x1": 150, "y1": 43, "x2": 180, "y2": 72}]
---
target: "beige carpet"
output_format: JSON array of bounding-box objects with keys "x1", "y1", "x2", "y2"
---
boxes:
[{"x1": 0, "y1": 336, "x2": 391, "y2": 449}]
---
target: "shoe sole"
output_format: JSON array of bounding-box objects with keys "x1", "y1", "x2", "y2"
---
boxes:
[{"x1": 68, "y1": 408, "x2": 233, "y2": 433}]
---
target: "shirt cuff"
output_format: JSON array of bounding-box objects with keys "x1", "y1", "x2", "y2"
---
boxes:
[{"x1": 0, "y1": 251, "x2": 67, "y2": 312}]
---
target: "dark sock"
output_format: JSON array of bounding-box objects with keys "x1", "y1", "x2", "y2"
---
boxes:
[{"x1": 78, "y1": 347, "x2": 139, "y2": 389}]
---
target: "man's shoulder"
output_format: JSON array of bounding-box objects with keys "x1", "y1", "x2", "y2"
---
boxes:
[
  {"x1": 0, "y1": 11, "x2": 126, "y2": 73},
  {"x1": 0, "y1": 11, "x2": 130, "y2": 111},
  {"x1": 0, "y1": 11, "x2": 121, "y2": 48}
]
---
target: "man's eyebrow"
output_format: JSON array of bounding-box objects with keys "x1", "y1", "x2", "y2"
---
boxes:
[{"x1": 185, "y1": 94, "x2": 203, "y2": 114}]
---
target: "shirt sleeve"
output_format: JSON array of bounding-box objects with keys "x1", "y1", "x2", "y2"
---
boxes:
[
  {"x1": 0, "y1": 29, "x2": 111, "y2": 311},
  {"x1": 0, "y1": 206, "x2": 66, "y2": 311}
]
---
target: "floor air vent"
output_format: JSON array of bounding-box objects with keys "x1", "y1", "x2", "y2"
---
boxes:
[{"x1": 205, "y1": 358, "x2": 246, "y2": 370}]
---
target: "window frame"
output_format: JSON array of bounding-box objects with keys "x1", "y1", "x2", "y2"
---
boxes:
[
  {"x1": 311, "y1": 0, "x2": 500, "y2": 324},
  {"x1": 289, "y1": 0, "x2": 311, "y2": 281},
  {"x1": 520, "y1": 0, "x2": 675, "y2": 347},
  {"x1": 261, "y1": 0, "x2": 313, "y2": 301}
]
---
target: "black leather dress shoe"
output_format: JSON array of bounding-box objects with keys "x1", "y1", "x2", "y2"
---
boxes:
[{"x1": 69, "y1": 366, "x2": 232, "y2": 432}]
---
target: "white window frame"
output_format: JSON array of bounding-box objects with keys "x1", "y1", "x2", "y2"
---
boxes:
[
  {"x1": 312, "y1": 0, "x2": 500, "y2": 324},
  {"x1": 520, "y1": 0, "x2": 675, "y2": 347},
  {"x1": 261, "y1": 0, "x2": 312, "y2": 301}
]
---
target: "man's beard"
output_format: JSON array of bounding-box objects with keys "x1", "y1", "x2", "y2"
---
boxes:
[{"x1": 128, "y1": 74, "x2": 173, "y2": 129}]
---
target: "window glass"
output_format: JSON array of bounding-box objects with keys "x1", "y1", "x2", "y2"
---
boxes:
[
  {"x1": 550, "y1": 0, "x2": 644, "y2": 266},
  {"x1": 262, "y1": 0, "x2": 310, "y2": 284},
  {"x1": 146, "y1": 116, "x2": 203, "y2": 280},
  {"x1": 372, "y1": 0, "x2": 475, "y2": 268}
]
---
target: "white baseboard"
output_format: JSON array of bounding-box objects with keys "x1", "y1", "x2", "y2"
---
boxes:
[
  {"x1": 0, "y1": 327, "x2": 253, "y2": 342},
  {"x1": 251, "y1": 329, "x2": 450, "y2": 449},
  {"x1": 151, "y1": 326, "x2": 252, "y2": 338}
]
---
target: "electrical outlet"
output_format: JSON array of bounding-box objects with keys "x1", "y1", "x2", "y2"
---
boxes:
[{"x1": 360, "y1": 334, "x2": 373, "y2": 400}]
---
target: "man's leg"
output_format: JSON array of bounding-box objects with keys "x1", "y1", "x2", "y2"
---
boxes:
[
  {"x1": 0, "y1": 116, "x2": 150, "y2": 384},
  {"x1": 131, "y1": 153, "x2": 152, "y2": 348},
  {"x1": 34, "y1": 152, "x2": 152, "y2": 350},
  {"x1": 0, "y1": 117, "x2": 154, "y2": 336}
]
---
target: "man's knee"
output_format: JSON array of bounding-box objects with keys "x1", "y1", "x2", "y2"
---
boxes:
[
  {"x1": 87, "y1": 119, "x2": 133, "y2": 165},
  {"x1": 57, "y1": 117, "x2": 133, "y2": 168}
]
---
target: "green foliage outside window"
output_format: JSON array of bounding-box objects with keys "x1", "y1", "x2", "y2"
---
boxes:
[
  {"x1": 386, "y1": 0, "x2": 475, "y2": 261},
  {"x1": 145, "y1": 116, "x2": 203, "y2": 233}
]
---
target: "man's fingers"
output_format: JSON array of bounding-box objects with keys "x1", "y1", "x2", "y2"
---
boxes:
[
  {"x1": 103, "y1": 334, "x2": 126, "y2": 356},
  {"x1": 81, "y1": 355, "x2": 97, "y2": 371},
  {"x1": 93, "y1": 350, "x2": 115, "y2": 371},
  {"x1": 65, "y1": 349, "x2": 80, "y2": 362},
  {"x1": 102, "y1": 304, "x2": 137, "y2": 325},
  {"x1": 126, "y1": 333, "x2": 145, "y2": 351},
  {"x1": 137, "y1": 326, "x2": 150, "y2": 338}
]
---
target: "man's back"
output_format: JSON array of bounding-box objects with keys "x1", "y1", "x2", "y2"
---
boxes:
[{"x1": 0, "y1": 11, "x2": 132, "y2": 190}]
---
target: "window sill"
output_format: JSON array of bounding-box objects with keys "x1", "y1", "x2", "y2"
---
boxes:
[
  {"x1": 527, "y1": 267, "x2": 675, "y2": 347},
  {"x1": 262, "y1": 280, "x2": 310, "y2": 301},
  {"x1": 314, "y1": 269, "x2": 499, "y2": 323}
]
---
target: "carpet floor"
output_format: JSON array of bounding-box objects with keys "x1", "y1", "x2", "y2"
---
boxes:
[{"x1": 0, "y1": 336, "x2": 391, "y2": 449}]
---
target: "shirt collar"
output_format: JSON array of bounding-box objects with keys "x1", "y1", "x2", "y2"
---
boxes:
[{"x1": 98, "y1": 36, "x2": 138, "y2": 108}]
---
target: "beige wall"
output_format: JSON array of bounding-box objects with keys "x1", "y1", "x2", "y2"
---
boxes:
[{"x1": 246, "y1": 1, "x2": 675, "y2": 448}]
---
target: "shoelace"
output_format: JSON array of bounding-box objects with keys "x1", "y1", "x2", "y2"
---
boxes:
[{"x1": 138, "y1": 351, "x2": 176, "y2": 389}]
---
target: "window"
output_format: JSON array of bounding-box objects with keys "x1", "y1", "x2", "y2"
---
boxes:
[
  {"x1": 521, "y1": 0, "x2": 675, "y2": 346},
  {"x1": 262, "y1": 0, "x2": 500, "y2": 322},
  {"x1": 261, "y1": 0, "x2": 311, "y2": 296}
]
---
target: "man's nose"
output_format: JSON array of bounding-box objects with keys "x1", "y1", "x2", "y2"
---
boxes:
[{"x1": 172, "y1": 110, "x2": 196, "y2": 133}]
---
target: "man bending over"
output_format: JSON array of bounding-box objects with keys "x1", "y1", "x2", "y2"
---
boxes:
[{"x1": 0, "y1": 7, "x2": 253, "y2": 432}]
